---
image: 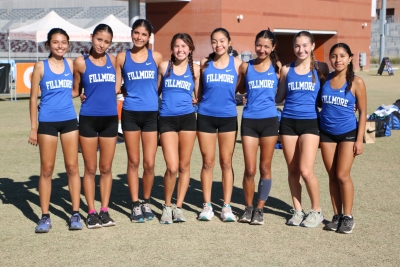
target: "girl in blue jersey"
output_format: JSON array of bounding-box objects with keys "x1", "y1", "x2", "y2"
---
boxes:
[
  {"x1": 115, "y1": 19, "x2": 163, "y2": 223},
  {"x1": 29, "y1": 28, "x2": 82, "y2": 233},
  {"x1": 237, "y1": 29, "x2": 281, "y2": 225},
  {"x1": 275, "y1": 31, "x2": 324, "y2": 228},
  {"x1": 73, "y1": 24, "x2": 118, "y2": 229},
  {"x1": 157, "y1": 33, "x2": 200, "y2": 224},
  {"x1": 197, "y1": 28, "x2": 242, "y2": 222},
  {"x1": 320, "y1": 43, "x2": 366, "y2": 234}
]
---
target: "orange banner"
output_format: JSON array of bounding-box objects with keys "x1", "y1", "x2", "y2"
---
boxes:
[{"x1": 16, "y1": 63, "x2": 35, "y2": 95}]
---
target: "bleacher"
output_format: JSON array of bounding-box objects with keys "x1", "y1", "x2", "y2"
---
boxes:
[
  {"x1": 74, "y1": 6, "x2": 126, "y2": 19},
  {"x1": 49, "y1": 7, "x2": 84, "y2": 19},
  {"x1": 0, "y1": 8, "x2": 45, "y2": 20}
]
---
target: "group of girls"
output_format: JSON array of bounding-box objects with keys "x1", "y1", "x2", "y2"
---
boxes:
[{"x1": 29, "y1": 19, "x2": 366, "y2": 234}]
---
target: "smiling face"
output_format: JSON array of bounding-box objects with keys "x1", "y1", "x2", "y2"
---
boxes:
[
  {"x1": 293, "y1": 35, "x2": 315, "y2": 60},
  {"x1": 211, "y1": 31, "x2": 231, "y2": 56},
  {"x1": 91, "y1": 30, "x2": 112, "y2": 55},
  {"x1": 330, "y1": 47, "x2": 352, "y2": 72},
  {"x1": 131, "y1": 26, "x2": 150, "y2": 48},
  {"x1": 48, "y1": 33, "x2": 69, "y2": 58},
  {"x1": 172, "y1": 38, "x2": 191, "y2": 61},
  {"x1": 255, "y1": 37, "x2": 275, "y2": 60}
]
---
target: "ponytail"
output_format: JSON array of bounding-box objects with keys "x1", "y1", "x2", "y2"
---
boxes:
[
  {"x1": 345, "y1": 60, "x2": 355, "y2": 92},
  {"x1": 166, "y1": 54, "x2": 175, "y2": 78},
  {"x1": 188, "y1": 52, "x2": 195, "y2": 81}
]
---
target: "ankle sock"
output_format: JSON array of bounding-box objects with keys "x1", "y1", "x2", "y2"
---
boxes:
[
  {"x1": 143, "y1": 198, "x2": 150, "y2": 204},
  {"x1": 42, "y1": 214, "x2": 50, "y2": 219},
  {"x1": 88, "y1": 209, "x2": 97, "y2": 214},
  {"x1": 100, "y1": 207, "x2": 108, "y2": 212},
  {"x1": 132, "y1": 201, "x2": 140, "y2": 208}
]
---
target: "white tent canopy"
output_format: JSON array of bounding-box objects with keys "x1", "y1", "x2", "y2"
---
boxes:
[
  {"x1": 86, "y1": 14, "x2": 132, "y2": 43},
  {"x1": 9, "y1": 11, "x2": 90, "y2": 42}
]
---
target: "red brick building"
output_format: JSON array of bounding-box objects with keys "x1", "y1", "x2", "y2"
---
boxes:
[{"x1": 147, "y1": 0, "x2": 372, "y2": 70}]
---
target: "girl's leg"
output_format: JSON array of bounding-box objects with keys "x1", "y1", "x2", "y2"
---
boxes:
[
  {"x1": 141, "y1": 131, "x2": 158, "y2": 200},
  {"x1": 160, "y1": 132, "x2": 179, "y2": 206},
  {"x1": 336, "y1": 142, "x2": 356, "y2": 216},
  {"x1": 37, "y1": 134, "x2": 58, "y2": 215},
  {"x1": 280, "y1": 135, "x2": 301, "y2": 210},
  {"x1": 217, "y1": 131, "x2": 236, "y2": 204},
  {"x1": 298, "y1": 134, "x2": 321, "y2": 212},
  {"x1": 123, "y1": 130, "x2": 141, "y2": 202},
  {"x1": 197, "y1": 132, "x2": 217, "y2": 203},
  {"x1": 320, "y1": 142, "x2": 341, "y2": 215},
  {"x1": 98, "y1": 136, "x2": 117, "y2": 209},
  {"x1": 80, "y1": 136, "x2": 99, "y2": 212},
  {"x1": 241, "y1": 136, "x2": 259, "y2": 207},
  {"x1": 175, "y1": 131, "x2": 196, "y2": 207},
  {"x1": 60, "y1": 130, "x2": 80, "y2": 213},
  {"x1": 256, "y1": 135, "x2": 278, "y2": 208}
]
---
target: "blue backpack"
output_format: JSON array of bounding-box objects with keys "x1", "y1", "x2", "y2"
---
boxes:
[{"x1": 388, "y1": 111, "x2": 400, "y2": 130}]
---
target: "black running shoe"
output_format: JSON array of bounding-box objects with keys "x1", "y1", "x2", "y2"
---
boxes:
[
  {"x1": 141, "y1": 203, "x2": 154, "y2": 221},
  {"x1": 238, "y1": 206, "x2": 253, "y2": 223},
  {"x1": 86, "y1": 212, "x2": 102, "y2": 229},
  {"x1": 323, "y1": 214, "x2": 342, "y2": 231},
  {"x1": 99, "y1": 211, "x2": 116, "y2": 227},
  {"x1": 250, "y1": 208, "x2": 264, "y2": 225},
  {"x1": 337, "y1": 216, "x2": 355, "y2": 234}
]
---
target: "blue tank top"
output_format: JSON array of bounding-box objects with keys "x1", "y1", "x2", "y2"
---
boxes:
[
  {"x1": 282, "y1": 62, "x2": 320, "y2": 119},
  {"x1": 320, "y1": 74, "x2": 357, "y2": 134},
  {"x1": 122, "y1": 49, "x2": 158, "y2": 112},
  {"x1": 38, "y1": 59, "x2": 76, "y2": 122},
  {"x1": 243, "y1": 60, "x2": 278, "y2": 119},
  {"x1": 80, "y1": 54, "x2": 117, "y2": 116},
  {"x1": 159, "y1": 64, "x2": 195, "y2": 116},
  {"x1": 198, "y1": 56, "x2": 238, "y2": 117}
]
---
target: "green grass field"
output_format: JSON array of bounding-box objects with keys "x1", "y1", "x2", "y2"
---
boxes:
[{"x1": 0, "y1": 71, "x2": 399, "y2": 266}]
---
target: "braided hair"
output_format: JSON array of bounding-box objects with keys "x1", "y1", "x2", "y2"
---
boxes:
[
  {"x1": 329, "y1": 43, "x2": 355, "y2": 92},
  {"x1": 255, "y1": 28, "x2": 280, "y2": 74},
  {"x1": 293, "y1": 31, "x2": 324, "y2": 83},
  {"x1": 166, "y1": 33, "x2": 196, "y2": 82},
  {"x1": 203, "y1": 28, "x2": 231, "y2": 69}
]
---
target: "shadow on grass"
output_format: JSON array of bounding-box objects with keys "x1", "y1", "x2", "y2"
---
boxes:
[{"x1": 0, "y1": 172, "x2": 293, "y2": 224}]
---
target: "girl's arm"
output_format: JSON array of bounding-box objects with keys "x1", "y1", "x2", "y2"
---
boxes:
[
  {"x1": 28, "y1": 61, "x2": 44, "y2": 146},
  {"x1": 72, "y1": 56, "x2": 85, "y2": 98},
  {"x1": 157, "y1": 61, "x2": 168, "y2": 96},
  {"x1": 353, "y1": 76, "x2": 367, "y2": 156},
  {"x1": 236, "y1": 62, "x2": 248, "y2": 94},
  {"x1": 275, "y1": 64, "x2": 289, "y2": 104},
  {"x1": 115, "y1": 52, "x2": 125, "y2": 95},
  {"x1": 193, "y1": 63, "x2": 201, "y2": 104}
]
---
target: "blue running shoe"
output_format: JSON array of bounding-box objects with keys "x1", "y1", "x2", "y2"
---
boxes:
[
  {"x1": 69, "y1": 214, "x2": 83, "y2": 230},
  {"x1": 35, "y1": 217, "x2": 52, "y2": 233},
  {"x1": 141, "y1": 203, "x2": 154, "y2": 221},
  {"x1": 131, "y1": 206, "x2": 145, "y2": 223}
]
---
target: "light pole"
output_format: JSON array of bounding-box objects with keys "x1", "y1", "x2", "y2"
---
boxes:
[{"x1": 379, "y1": 0, "x2": 387, "y2": 64}]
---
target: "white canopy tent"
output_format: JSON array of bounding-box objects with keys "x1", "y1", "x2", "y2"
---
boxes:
[
  {"x1": 9, "y1": 11, "x2": 91, "y2": 60},
  {"x1": 86, "y1": 14, "x2": 132, "y2": 43},
  {"x1": 86, "y1": 14, "x2": 154, "y2": 49}
]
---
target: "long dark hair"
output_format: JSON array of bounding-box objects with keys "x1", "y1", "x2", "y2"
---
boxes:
[
  {"x1": 131, "y1": 19, "x2": 154, "y2": 48},
  {"x1": 203, "y1": 28, "x2": 231, "y2": 68},
  {"x1": 293, "y1": 31, "x2": 324, "y2": 83},
  {"x1": 89, "y1": 23, "x2": 113, "y2": 55},
  {"x1": 166, "y1": 33, "x2": 196, "y2": 81},
  {"x1": 329, "y1": 43, "x2": 355, "y2": 92},
  {"x1": 46, "y1": 28, "x2": 69, "y2": 58},
  {"x1": 255, "y1": 29, "x2": 280, "y2": 74}
]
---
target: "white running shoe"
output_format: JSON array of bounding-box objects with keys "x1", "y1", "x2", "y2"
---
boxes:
[
  {"x1": 198, "y1": 203, "x2": 214, "y2": 221},
  {"x1": 221, "y1": 204, "x2": 236, "y2": 222}
]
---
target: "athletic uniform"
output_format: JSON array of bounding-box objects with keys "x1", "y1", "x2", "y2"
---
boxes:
[
  {"x1": 279, "y1": 62, "x2": 320, "y2": 136},
  {"x1": 38, "y1": 58, "x2": 77, "y2": 136},
  {"x1": 79, "y1": 54, "x2": 118, "y2": 137},
  {"x1": 159, "y1": 64, "x2": 196, "y2": 134},
  {"x1": 197, "y1": 56, "x2": 238, "y2": 133},
  {"x1": 241, "y1": 60, "x2": 279, "y2": 137},
  {"x1": 319, "y1": 74, "x2": 357, "y2": 143},
  {"x1": 121, "y1": 49, "x2": 158, "y2": 132}
]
